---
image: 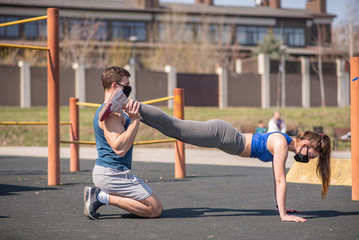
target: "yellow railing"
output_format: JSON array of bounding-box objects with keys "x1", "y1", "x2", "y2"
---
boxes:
[
  {"x1": 60, "y1": 138, "x2": 176, "y2": 146},
  {"x1": 76, "y1": 96, "x2": 174, "y2": 108},
  {"x1": 0, "y1": 15, "x2": 47, "y2": 28},
  {"x1": 66, "y1": 95, "x2": 176, "y2": 146},
  {"x1": 0, "y1": 43, "x2": 49, "y2": 51},
  {"x1": 0, "y1": 121, "x2": 71, "y2": 125},
  {"x1": 0, "y1": 15, "x2": 49, "y2": 51}
]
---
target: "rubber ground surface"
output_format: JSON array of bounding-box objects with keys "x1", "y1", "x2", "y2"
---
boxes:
[{"x1": 1, "y1": 153, "x2": 359, "y2": 240}]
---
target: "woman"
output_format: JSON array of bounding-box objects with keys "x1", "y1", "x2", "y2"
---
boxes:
[{"x1": 100, "y1": 88, "x2": 331, "y2": 223}]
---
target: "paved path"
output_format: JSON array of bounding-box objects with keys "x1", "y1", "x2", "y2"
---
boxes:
[{"x1": 0, "y1": 146, "x2": 352, "y2": 168}]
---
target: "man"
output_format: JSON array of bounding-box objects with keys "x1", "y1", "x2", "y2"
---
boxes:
[
  {"x1": 267, "y1": 111, "x2": 286, "y2": 133},
  {"x1": 84, "y1": 66, "x2": 162, "y2": 220}
]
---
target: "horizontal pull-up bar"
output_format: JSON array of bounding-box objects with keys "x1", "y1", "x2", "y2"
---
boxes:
[
  {"x1": 76, "y1": 96, "x2": 175, "y2": 108},
  {"x1": 60, "y1": 138, "x2": 176, "y2": 146},
  {"x1": 0, "y1": 121, "x2": 71, "y2": 125},
  {"x1": 143, "y1": 96, "x2": 174, "y2": 104},
  {"x1": 77, "y1": 102, "x2": 101, "y2": 108},
  {"x1": 0, "y1": 43, "x2": 49, "y2": 51},
  {"x1": 0, "y1": 15, "x2": 47, "y2": 28}
]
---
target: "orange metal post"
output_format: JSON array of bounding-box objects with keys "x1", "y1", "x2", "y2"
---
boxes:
[
  {"x1": 173, "y1": 88, "x2": 186, "y2": 178},
  {"x1": 351, "y1": 57, "x2": 359, "y2": 201},
  {"x1": 47, "y1": 8, "x2": 60, "y2": 185},
  {"x1": 70, "y1": 98, "x2": 79, "y2": 172}
]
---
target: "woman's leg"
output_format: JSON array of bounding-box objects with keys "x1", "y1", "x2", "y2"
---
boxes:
[{"x1": 139, "y1": 104, "x2": 245, "y2": 155}]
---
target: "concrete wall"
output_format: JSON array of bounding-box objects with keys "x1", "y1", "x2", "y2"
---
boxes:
[
  {"x1": 136, "y1": 70, "x2": 167, "y2": 106},
  {"x1": 86, "y1": 68, "x2": 103, "y2": 104},
  {"x1": 229, "y1": 73, "x2": 261, "y2": 107},
  {"x1": 0, "y1": 66, "x2": 20, "y2": 106},
  {"x1": 270, "y1": 73, "x2": 303, "y2": 107},
  {"x1": 178, "y1": 73, "x2": 218, "y2": 107}
]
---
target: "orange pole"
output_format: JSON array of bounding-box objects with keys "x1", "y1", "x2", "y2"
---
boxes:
[
  {"x1": 351, "y1": 57, "x2": 359, "y2": 201},
  {"x1": 174, "y1": 88, "x2": 186, "y2": 178},
  {"x1": 70, "y1": 97, "x2": 80, "y2": 172},
  {"x1": 47, "y1": 8, "x2": 60, "y2": 185}
]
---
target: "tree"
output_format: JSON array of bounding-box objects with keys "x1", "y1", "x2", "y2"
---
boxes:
[
  {"x1": 140, "y1": 10, "x2": 238, "y2": 73},
  {"x1": 332, "y1": 0, "x2": 359, "y2": 62},
  {"x1": 60, "y1": 18, "x2": 107, "y2": 69},
  {"x1": 254, "y1": 28, "x2": 281, "y2": 58},
  {"x1": 255, "y1": 29, "x2": 283, "y2": 106},
  {"x1": 311, "y1": 23, "x2": 328, "y2": 108}
]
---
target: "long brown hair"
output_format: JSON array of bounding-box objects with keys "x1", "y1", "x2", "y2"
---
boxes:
[{"x1": 296, "y1": 131, "x2": 331, "y2": 198}]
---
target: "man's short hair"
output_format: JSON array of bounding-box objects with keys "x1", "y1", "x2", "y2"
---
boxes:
[{"x1": 101, "y1": 66, "x2": 131, "y2": 90}]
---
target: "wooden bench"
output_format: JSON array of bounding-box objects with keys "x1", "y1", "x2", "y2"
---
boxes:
[{"x1": 332, "y1": 127, "x2": 351, "y2": 150}]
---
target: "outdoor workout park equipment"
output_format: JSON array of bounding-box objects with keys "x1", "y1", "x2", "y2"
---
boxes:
[
  {"x1": 0, "y1": 9, "x2": 186, "y2": 185},
  {"x1": 350, "y1": 57, "x2": 359, "y2": 201},
  {"x1": 0, "y1": 8, "x2": 60, "y2": 186},
  {"x1": 0, "y1": 8, "x2": 358, "y2": 202}
]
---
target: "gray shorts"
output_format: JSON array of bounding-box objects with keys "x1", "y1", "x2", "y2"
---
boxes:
[{"x1": 92, "y1": 164, "x2": 153, "y2": 201}]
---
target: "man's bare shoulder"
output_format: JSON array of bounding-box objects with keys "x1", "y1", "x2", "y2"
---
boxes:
[{"x1": 100, "y1": 112, "x2": 126, "y2": 131}]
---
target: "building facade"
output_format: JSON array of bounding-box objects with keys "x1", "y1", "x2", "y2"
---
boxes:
[{"x1": 0, "y1": 0, "x2": 335, "y2": 58}]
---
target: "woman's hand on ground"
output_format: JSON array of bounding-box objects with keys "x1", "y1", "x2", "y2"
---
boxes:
[{"x1": 281, "y1": 214, "x2": 307, "y2": 222}]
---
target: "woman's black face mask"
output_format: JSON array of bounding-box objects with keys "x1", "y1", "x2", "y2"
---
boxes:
[
  {"x1": 117, "y1": 83, "x2": 132, "y2": 97},
  {"x1": 294, "y1": 146, "x2": 309, "y2": 163}
]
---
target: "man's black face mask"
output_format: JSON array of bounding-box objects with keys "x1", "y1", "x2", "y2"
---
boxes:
[
  {"x1": 122, "y1": 85, "x2": 132, "y2": 97},
  {"x1": 117, "y1": 83, "x2": 132, "y2": 97},
  {"x1": 294, "y1": 146, "x2": 309, "y2": 163}
]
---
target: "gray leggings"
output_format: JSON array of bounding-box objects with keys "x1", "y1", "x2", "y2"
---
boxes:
[{"x1": 139, "y1": 104, "x2": 246, "y2": 156}]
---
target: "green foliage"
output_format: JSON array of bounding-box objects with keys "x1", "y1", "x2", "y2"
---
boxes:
[{"x1": 254, "y1": 29, "x2": 281, "y2": 58}]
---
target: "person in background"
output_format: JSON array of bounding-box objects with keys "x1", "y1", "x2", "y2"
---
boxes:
[
  {"x1": 255, "y1": 120, "x2": 268, "y2": 134},
  {"x1": 268, "y1": 111, "x2": 286, "y2": 133}
]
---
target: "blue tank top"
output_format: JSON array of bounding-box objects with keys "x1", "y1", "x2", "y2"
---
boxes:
[
  {"x1": 93, "y1": 104, "x2": 133, "y2": 170},
  {"x1": 250, "y1": 132, "x2": 292, "y2": 162}
]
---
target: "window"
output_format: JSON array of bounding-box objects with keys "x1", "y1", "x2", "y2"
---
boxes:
[
  {"x1": 66, "y1": 19, "x2": 107, "y2": 41},
  {"x1": 158, "y1": 23, "x2": 194, "y2": 42},
  {"x1": 236, "y1": 26, "x2": 268, "y2": 45},
  {"x1": 158, "y1": 23, "x2": 169, "y2": 42},
  {"x1": 208, "y1": 25, "x2": 219, "y2": 43},
  {"x1": 94, "y1": 21, "x2": 107, "y2": 41},
  {"x1": 0, "y1": 16, "x2": 20, "y2": 39},
  {"x1": 24, "y1": 21, "x2": 37, "y2": 39},
  {"x1": 221, "y1": 25, "x2": 231, "y2": 44},
  {"x1": 112, "y1": 21, "x2": 146, "y2": 41},
  {"x1": 197, "y1": 24, "x2": 219, "y2": 44},
  {"x1": 274, "y1": 27, "x2": 305, "y2": 47},
  {"x1": 237, "y1": 26, "x2": 305, "y2": 47},
  {"x1": 23, "y1": 19, "x2": 47, "y2": 40}
]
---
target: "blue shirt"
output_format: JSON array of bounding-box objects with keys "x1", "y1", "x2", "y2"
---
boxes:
[
  {"x1": 250, "y1": 132, "x2": 292, "y2": 162},
  {"x1": 93, "y1": 104, "x2": 133, "y2": 170}
]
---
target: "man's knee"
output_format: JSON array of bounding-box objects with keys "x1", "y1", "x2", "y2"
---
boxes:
[{"x1": 149, "y1": 202, "x2": 163, "y2": 218}]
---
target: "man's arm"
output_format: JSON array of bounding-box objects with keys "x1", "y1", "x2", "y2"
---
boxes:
[{"x1": 101, "y1": 100, "x2": 141, "y2": 157}]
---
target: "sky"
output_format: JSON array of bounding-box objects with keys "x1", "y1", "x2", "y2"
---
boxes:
[{"x1": 160, "y1": 0, "x2": 352, "y2": 26}]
